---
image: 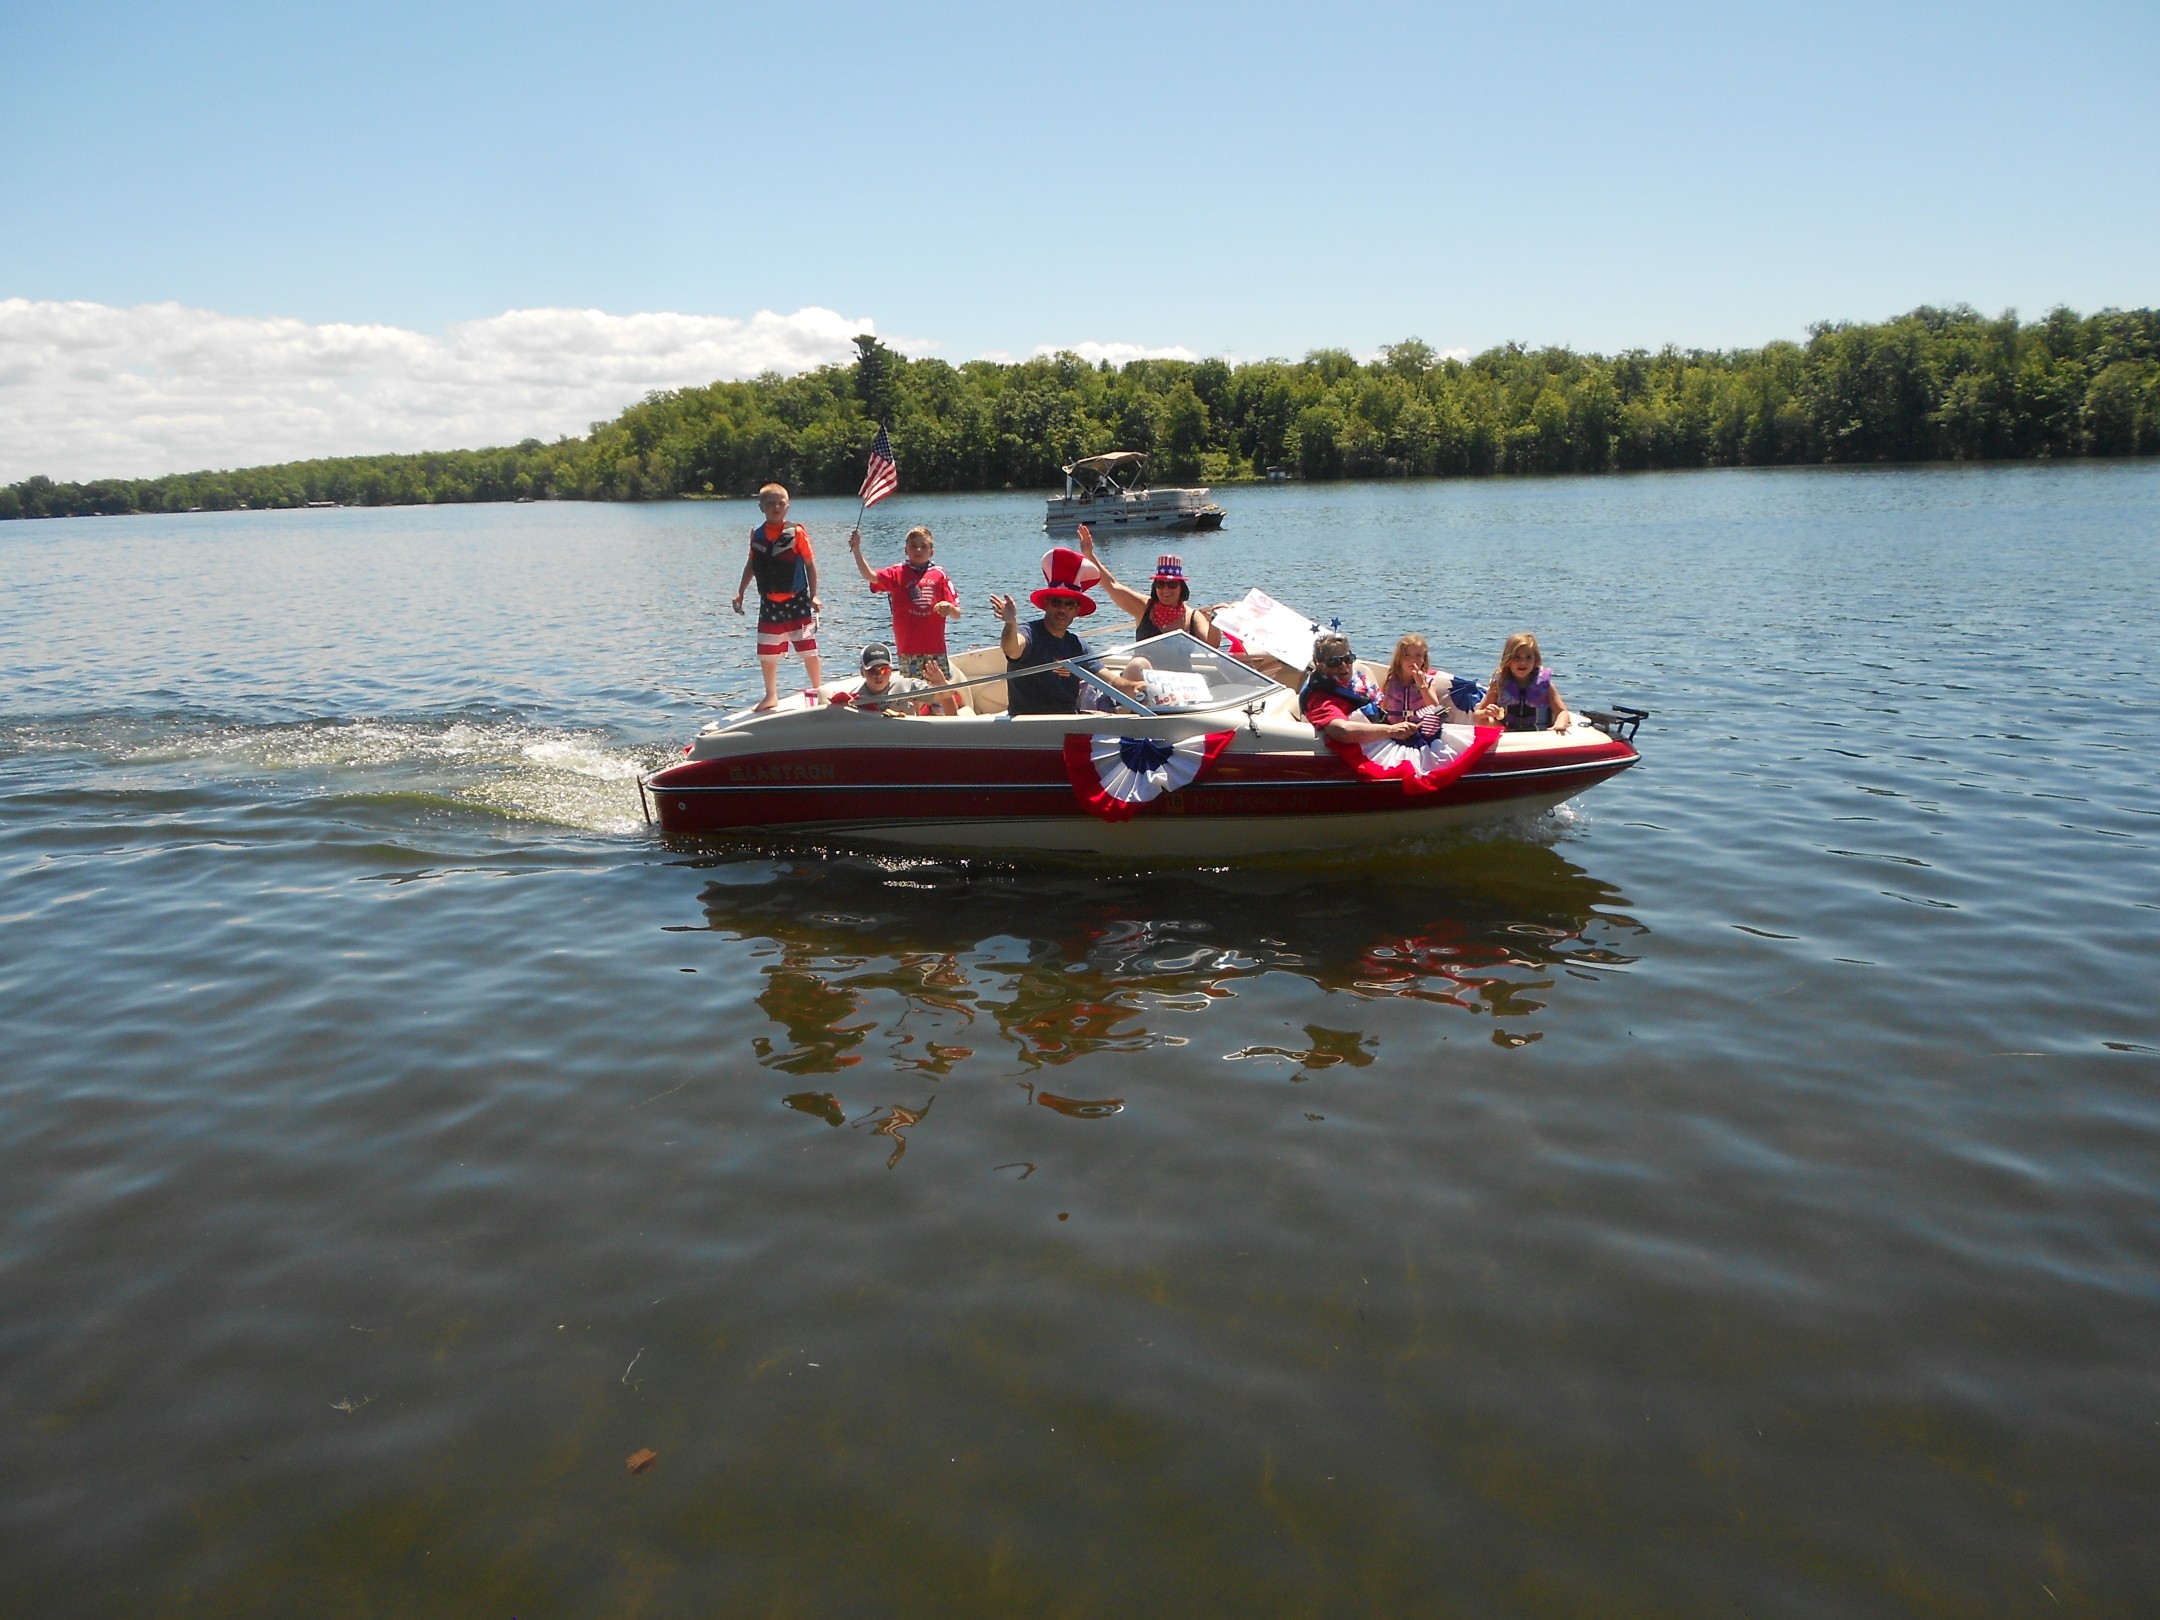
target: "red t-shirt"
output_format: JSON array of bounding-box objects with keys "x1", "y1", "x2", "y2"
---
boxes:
[
  {"x1": 1304, "y1": 671, "x2": 1379, "y2": 733},
  {"x1": 871, "y1": 561, "x2": 957, "y2": 655}
]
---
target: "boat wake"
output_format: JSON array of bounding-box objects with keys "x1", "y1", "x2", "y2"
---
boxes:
[{"x1": 3, "y1": 713, "x2": 669, "y2": 837}]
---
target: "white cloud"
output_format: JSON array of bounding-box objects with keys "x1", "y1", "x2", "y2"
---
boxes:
[
  {"x1": 1031, "y1": 340, "x2": 1201, "y2": 366},
  {"x1": 0, "y1": 299, "x2": 882, "y2": 484}
]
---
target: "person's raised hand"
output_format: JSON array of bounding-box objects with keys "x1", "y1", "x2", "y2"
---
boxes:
[
  {"x1": 990, "y1": 592, "x2": 1017, "y2": 626},
  {"x1": 848, "y1": 528, "x2": 863, "y2": 549}
]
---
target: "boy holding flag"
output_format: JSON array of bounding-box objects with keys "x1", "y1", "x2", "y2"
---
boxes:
[
  {"x1": 846, "y1": 422, "x2": 961, "y2": 686},
  {"x1": 847, "y1": 523, "x2": 960, "y2": 686}
]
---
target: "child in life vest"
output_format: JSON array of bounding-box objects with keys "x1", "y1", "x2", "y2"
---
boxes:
[
  {"x1": 1475, "y1": 632, "x2": 1574, "y2": 733},
  {"x1": 731, "y1": 482, "x2": 822, "y2": 711},
  {"x1": 1379, "y1": 634, "x2": 1482, "y2": 738}
]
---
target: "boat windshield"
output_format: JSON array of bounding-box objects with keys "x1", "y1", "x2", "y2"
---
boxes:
[{"x1": 1082, "y1": 630, "x2": 1282, "y2": 714}]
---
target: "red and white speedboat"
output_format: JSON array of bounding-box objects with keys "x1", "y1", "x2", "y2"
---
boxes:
[{"x1": 643, "y1": 629, "x2": 1643, "y2": 857}]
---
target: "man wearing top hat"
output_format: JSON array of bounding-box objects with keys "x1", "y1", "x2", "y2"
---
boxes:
[{"x1": 990, "y1": 547, "x2": 1102, "y2": 716}]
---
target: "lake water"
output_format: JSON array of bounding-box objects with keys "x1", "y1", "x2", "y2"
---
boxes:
[{"x1": 4, "y1": 465, "x2": 2158, "y2": 1615}]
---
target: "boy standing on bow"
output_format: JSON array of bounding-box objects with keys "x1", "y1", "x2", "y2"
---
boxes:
[{"x1": 732, "y1": 483, "x2": 822, "y2": 711}]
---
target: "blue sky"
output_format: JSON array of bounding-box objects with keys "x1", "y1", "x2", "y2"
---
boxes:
[{"x1": 3, "y1": 0, "x2": 2155, "y2": 478}]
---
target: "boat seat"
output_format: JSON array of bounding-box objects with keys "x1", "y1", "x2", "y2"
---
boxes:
[{"x1": 947, "y1": 645, "x2": 1008, "y2": 715}]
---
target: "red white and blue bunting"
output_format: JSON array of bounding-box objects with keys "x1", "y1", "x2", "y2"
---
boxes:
[
  {"x1": 1326, "y1": 723, "x2": 1502, "y2": 795},
  {"x1": 1062, "y1": 730, "x2": 1235, "y2": 822}
]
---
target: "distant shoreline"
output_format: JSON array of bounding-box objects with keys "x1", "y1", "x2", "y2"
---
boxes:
[
  {"x1": 7, "y1": 304, "x2": 2156, "y2": 522},
  {"x1": 17, "y1": 455, "x2": 2160, "y2": 528}
]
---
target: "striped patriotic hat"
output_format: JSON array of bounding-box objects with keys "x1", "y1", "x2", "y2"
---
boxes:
[{"x1": 1031, "y1": 546, "x2": 1102, "y2": 614}]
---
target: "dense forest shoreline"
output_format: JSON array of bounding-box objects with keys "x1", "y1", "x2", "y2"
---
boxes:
[{"x1": 6, "y1": 305, "x2": 2157, "y2": 522}]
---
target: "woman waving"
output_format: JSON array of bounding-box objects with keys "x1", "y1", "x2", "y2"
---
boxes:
[{"x1": 1076, "y1": 527, "x2": 1222, "y2": 647}]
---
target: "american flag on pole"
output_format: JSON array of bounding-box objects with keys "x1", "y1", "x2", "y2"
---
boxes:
[{"x1": 859, "y1": 424, "x2": 899, "y2": 508}]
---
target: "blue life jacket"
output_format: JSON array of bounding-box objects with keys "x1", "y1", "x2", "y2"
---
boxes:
[
  {"x1": 749, "y1": 523, "x2": 810, "y2": 601},
  {"x1": 1299, "y1": 669, "x2": 1383, "y2": 724}
]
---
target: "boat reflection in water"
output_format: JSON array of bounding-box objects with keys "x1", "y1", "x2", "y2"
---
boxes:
[{"x1": 681, "y1": 841, "x2": 1644, "y2": 1162}]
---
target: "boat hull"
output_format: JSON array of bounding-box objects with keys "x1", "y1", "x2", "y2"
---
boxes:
[
  {"x1": 645, "y1": 722, "x2": 1638, "y2": 856},
  {"x1": 647, "y1": 788, "x2": 1594, "y2": 856},
  {"x1": 1044, "y1": 495, "x2": 1226, "y2": 538}
]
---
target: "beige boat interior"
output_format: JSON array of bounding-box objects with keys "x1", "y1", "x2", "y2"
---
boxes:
[
  {"x1": 714, "y1": 639, "x2": 1319, "y2": 728},
  {"x1": 945, "y1": 646, "x2": 1010, "y2": 715}
]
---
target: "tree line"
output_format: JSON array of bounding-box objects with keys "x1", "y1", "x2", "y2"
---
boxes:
[{"x1": 6, "y1": 304, "x2": 2157, "y2": 522}]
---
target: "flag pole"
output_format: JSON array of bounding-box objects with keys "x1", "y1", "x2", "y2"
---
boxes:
[{"x1": 851, "y1": 419, "x2": 888, "y2": 540}]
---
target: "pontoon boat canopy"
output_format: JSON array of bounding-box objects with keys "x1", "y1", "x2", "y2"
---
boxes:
[{"x1": 1062, "y1": 451, "x2": 1148, "y2": 479}]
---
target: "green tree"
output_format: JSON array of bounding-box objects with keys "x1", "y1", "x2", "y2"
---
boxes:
[
  {"x1": 853, "y1": 333, "x2": 898, "y2": 426},
  {"x1": 11, "y1": 305, "x2": 2159, "y2": 522},
  {"x1": 1156, "y1": 381, "x2": 1211, "y2": 480},
  {"x1": 2084, "y1": 361, "x2": 2160, "y2": 456}
]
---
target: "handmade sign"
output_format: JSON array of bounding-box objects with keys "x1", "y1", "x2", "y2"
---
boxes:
[
  {"x1": 1210, "y1": 589, "x2": 1323, "y2": 669},
  {"x1": 1140, "y1": 669, "x2": 1211, "y2": 706}
]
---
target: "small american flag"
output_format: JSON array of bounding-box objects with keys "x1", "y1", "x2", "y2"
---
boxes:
[{"x1": 859, "y1": 424, "x2": 899, "y2": 508}]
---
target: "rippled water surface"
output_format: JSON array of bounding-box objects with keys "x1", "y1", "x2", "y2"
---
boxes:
[{"x1": 4, "y1": 466, "x2": 2158, "y2": 1616}]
